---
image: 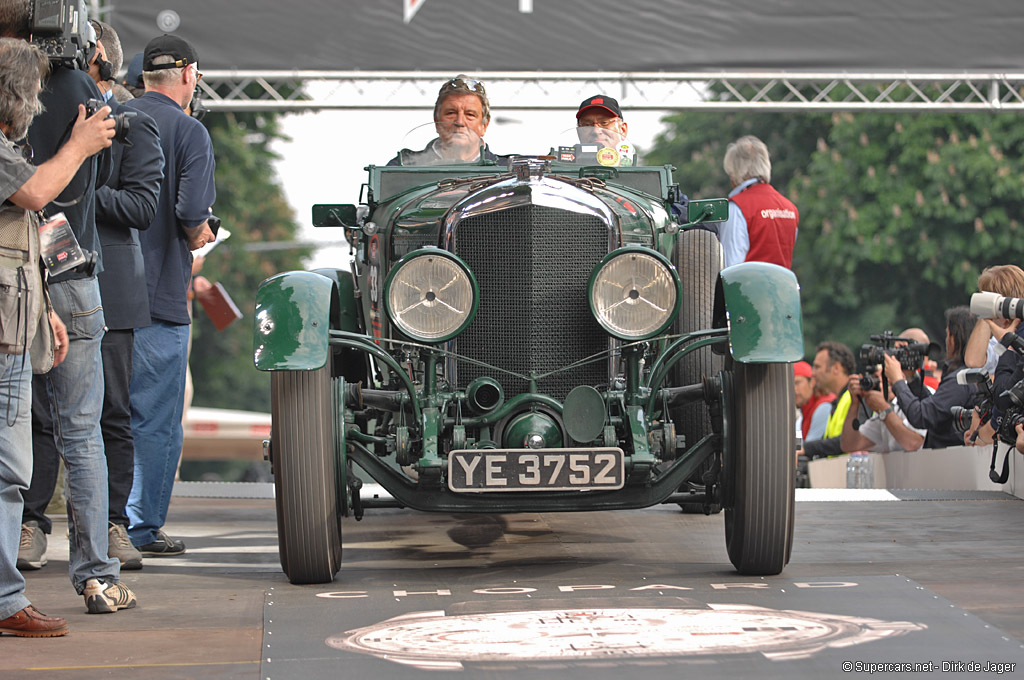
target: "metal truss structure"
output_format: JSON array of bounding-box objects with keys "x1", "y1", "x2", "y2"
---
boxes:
[{"x1": 198, "y1": 71, "x2": 1024, "y2": 113}]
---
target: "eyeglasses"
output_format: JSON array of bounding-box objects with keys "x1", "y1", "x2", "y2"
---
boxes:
[
  {"x1": 439, "y1": 76, "x2": 485, "y2": 96},
  {"x1": 190, "y1": 65, "x2": 203, "y2": 82},
  {"x1": 578, "y1": 118, "x2": 622, "y2": 129}
]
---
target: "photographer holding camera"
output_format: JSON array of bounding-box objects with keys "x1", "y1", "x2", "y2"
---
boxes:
[
  {"x1": 3, "y1": 2, "x2": 138, "y2": 615},
  {"x1": 18, "y1": 19, "x2": 163, "y2": 573},
  {"x1": 840, "y1": 363, "x2": 926, "y2": 454},
  {"x1": 885, "y1": 307, "x2": 977, "y2": 449},
  {"x1": 0, "y1": 34, "x2": 123, "y2": 636}
]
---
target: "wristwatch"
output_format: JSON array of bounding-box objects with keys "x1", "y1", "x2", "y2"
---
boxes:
[{"x1": 879, "y1": 406, "x2": 895, "y2": 420}]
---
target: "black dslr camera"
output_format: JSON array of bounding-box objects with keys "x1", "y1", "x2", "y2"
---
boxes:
[
  {"x1": 30, "y1": 0, "x2": 93, "y2": 70},
  {"x1": 950, "y1": 371, "x2": 1024, "y2": 484},
  {"x1": 85, "y1": 99, "x2": 136, "y2": 147}
]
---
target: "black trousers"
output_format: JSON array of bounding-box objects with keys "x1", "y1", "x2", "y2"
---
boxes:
[
  {"x1": 99, "y1": 329, "x2": 135, "y2": 527},
  {"x1": 21, "y1": 374, "x2": 58, "y2": 533},
  {"x1": 20, "y1": 328, "x2": 136, "y2": 531}
]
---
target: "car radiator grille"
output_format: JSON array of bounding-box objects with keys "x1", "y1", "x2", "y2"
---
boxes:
[{"x1": 453, "y1": 205, "x2": 609, "y2": 401}]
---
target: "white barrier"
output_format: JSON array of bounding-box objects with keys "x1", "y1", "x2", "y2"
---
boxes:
[{"x1": 807, "y1": 445, "x2": 1021, "y2": 498}]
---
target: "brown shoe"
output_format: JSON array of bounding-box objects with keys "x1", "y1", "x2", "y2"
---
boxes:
[{"x1": 0, "y1": 605, "x2": 69, "y2": 637}]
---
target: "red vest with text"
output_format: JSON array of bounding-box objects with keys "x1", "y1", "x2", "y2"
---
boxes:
[{"x1": 729, "y1": 181, "x2": 799, "y2": 268}]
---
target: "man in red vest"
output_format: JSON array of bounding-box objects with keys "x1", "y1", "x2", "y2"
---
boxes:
[{"x1": 719, "y1": 135, "x2": 799, "y2": 268}]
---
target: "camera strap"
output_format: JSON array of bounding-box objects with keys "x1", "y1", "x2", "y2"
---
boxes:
[
  {"x1": 49, "y1": 116, "x2": 94, "y2": 208},
  {"x1": 989, "y1": 440, "x2": 1011, "y2": 484}
]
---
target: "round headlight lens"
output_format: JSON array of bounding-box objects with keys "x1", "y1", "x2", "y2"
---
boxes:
[
  {"x1": 591, "y1": 250, "x2": 678, "y2": 340},
  {"x1": 386, "y1": 252, "x2": 476, "y2": 342}
]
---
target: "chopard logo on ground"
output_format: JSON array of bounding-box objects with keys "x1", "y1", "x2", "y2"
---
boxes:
[{"x1": 316, "y1": 581, "x2": 859, "y2": 599}]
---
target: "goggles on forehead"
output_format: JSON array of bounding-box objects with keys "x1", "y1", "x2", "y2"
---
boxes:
[{"x1": 439, "y1": 77, "x2": 486, "y2": 96}]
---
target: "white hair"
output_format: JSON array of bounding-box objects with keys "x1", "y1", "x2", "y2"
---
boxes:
[
  {"x1": 142, "y1": 54, "x2": 184, "y2": 88},
  {"x1": 724, "y1": 135, "x2": 772, "y2": 184}
]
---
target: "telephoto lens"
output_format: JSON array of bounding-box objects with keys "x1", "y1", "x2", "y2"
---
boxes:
[{"x1": 971, "y1": 291, "x2": 1024, "y2": 321}]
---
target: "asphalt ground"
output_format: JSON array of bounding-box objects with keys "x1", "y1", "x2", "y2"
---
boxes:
[{"x1": 5, "y1": 488, "x2": 1024, "y2": 679}]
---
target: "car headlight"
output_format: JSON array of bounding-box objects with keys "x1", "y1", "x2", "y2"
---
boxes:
[
  {"x1": 385, "y1": 249, "x2": 478, "y2": 343},
  {"x1": 589, "y1": 247, "x2": 680, "y2": 340}
]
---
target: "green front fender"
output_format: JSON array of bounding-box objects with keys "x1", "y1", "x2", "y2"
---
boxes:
[
  {"x1": 254, "y1": 271, "x2": 345, "y2": 371},
  {"x1": 715, "y1": 262, "x2": 803, "y2": 364}
]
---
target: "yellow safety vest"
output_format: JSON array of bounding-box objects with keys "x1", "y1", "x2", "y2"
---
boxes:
[{"x1": 824, "y1": 389, "x2": 852, "y2": 440}]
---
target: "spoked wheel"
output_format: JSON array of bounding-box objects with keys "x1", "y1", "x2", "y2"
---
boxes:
[
  {"x1": 270, "y1": 365, "x2": 343, "y2": 584},
  {"x1": 671, "y1": 228, "x2": 725, "y2": 512},
  {"x1": 724, "y1": 361, "x2": 795, "y2": 575}
]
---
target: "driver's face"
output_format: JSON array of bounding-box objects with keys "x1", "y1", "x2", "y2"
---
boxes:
[
  {"x1": 577, "y1": 109, "x2": 628, "y2": 148},
  {"x1": 435, "y1": 93, "x2": 488, "y2": 153}
]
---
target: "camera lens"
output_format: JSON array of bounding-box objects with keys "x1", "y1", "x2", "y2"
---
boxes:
[{"x1": 949, "y1": 405, "x2": 974, "y2": 433}]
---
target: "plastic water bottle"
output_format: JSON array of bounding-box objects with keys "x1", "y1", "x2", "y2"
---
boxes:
[
  {"x1": 860, "y1": 453, "x2": 875, "y2": 488},
  {"x1": 846, "y1": 452, "x2": 875, "y2": 489},
  {"x1": 845, "y1": 454, "x2": 860, "y2": 489}
]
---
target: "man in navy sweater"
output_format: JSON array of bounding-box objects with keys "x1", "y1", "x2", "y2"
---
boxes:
[{"x1": 122, "y1": 34, "x2": 216, "y2": 556}]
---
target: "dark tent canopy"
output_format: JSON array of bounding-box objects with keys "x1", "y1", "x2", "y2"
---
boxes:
[{"x1": 114, "y1": 0, "x2": 1024, "y2": 73}]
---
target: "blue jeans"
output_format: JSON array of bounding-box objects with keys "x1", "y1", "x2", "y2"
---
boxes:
[
  {"x1": 37, "y1": 277, "x2": 120, "y2": 593},
  {"x1": 0, "y1": 352, "x2": 32, "y2": 619},
  {"x1": 127, "y1": 320, "x2": 189, "y2": 546}
]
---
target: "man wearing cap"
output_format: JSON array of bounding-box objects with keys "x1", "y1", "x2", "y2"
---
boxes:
[
  {"x1": 120, "y1": 53, "x2": 145, "y2": 99},
  {"x1": 388, "y1": 75, "x2": 499, "y2": 166},
  {"x1": 794, "y1": 360, "x2": 834, "y2": 442},
  {"x1": 121, "y1": 33, "x2": 216, "y2": 557},
  {"x1": 719, "y1": 135, "x2": 799, "y2": 269},
  {"x1": 576, "y1": 94, "x2": 630, "y2": 152}
]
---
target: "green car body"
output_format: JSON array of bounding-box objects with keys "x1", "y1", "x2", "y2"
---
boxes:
[{"x1": 255, "y1": 155, "x2": 803, "y2": 585}]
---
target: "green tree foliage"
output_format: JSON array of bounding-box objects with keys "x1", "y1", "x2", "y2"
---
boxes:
[
  {"x1": 647, "y1": 99, "x2": 1024, "y2": 358},
  {"x1": 188, "y1": 111, "x2": 311, "y2": 412}
]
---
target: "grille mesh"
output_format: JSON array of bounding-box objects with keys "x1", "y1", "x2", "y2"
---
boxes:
[{"x1": 454, "y1": 205, "x2": 609, "y2": 401}]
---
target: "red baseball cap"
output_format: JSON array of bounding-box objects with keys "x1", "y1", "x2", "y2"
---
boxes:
[
  {"x1": 794, "y1": 361, "x2": 812, "y2": 378},
  {"x1": 577, "y1": 94, "x2": 623, "y2": 121}
]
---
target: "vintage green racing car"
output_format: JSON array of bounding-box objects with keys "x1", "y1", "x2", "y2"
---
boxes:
[{"x1": 253, "y1": 133, "x2": 804, "y2": 584}]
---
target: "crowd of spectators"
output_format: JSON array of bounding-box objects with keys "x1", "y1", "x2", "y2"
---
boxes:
[{"x1": 798, "y1": 266, "x2": 1024, "y2": 463}]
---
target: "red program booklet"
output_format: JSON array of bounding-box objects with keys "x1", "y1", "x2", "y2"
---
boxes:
[{"x1": 196, "y1": 282, "x2": 242, "y2": 331}]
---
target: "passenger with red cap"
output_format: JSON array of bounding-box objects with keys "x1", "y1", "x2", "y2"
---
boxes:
[
  {"x1": 575, "y1": 94, "x2": 629, "y2": 151},
  {"x1": 794, "y1": 360, "x2": 834, "y2": 442}
]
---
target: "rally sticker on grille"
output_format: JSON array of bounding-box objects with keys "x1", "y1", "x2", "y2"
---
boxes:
[{"x1": 447, "y1": 448, "x2": 624, "y2": 492}]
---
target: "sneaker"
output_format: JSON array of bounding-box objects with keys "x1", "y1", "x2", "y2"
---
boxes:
[
  {"x1": 0, "y1": 605, "x2": 68, "y2": 637},
  {"x1": 17, "y1": 523, "x2": 47, "y2": 570},
  {"x1": 135, "y1": 529, "x2": 186, "y2": 557},
  {"x1": 83, "y1": 578, "x2": 137, "y2": 614},
  {"x1": 108, "y1": 524, "x2": 143, "y2": 570}
]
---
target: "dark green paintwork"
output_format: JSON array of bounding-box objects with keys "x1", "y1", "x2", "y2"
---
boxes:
[
  {"x1": 312, "y1": 204, "x2": 358, "y2": 228},
  {"x1": 562, "y1": 385, "x2": 606, "y2": 443},
  {"x1": 254, "y1": 271, "x2": 335, "y2": 371},
  {"x1": 720, "y1": 262, "x2": 804, "y2": 363},
  {"x1": 503, "y1": 411, "x2": 563, "y2": 449},
  {"x1": 686, "y1": 198, "x2": 730, "y2": 224}
]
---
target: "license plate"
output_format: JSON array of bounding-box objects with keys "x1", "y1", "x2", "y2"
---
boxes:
[{"x1": 448, "y1": 448, "x2": 625, "y2": 493}]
